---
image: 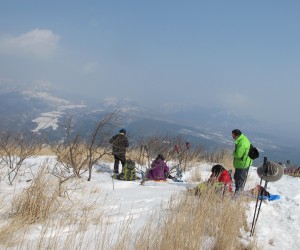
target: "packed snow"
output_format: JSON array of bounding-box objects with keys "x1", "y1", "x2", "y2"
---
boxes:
[{"x1": 0, "y1": 156, "x2": 299, "y2": 249}]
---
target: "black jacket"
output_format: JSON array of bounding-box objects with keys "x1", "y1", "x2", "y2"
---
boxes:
[{"x1": 109, "y1": 133, "x2": 129, "y2": 156}]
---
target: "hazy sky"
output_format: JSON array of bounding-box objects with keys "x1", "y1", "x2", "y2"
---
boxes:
[{"x1": 1, "y1": 1, "x2": 300, "y2": 138}]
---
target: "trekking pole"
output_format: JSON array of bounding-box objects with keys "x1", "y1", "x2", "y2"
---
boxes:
[
  {"x1": 140, "y1": 145, "x2": 150, "y2": 185},
  {"x1": 250, "y1": 177, "x2": 263, "y2": 236},
  {"x1": 111, "y1": 170, "x2": 115, "y2": 191},
  {"x1": 250, "y1": 157, "x2": 267, "y2": 236},
  {"x1": 251, "y1": 179, "x2": 268, "y2": 236}
]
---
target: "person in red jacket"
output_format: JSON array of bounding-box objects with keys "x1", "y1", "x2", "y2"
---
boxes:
[
  {"x1": 208, "y1": 164, "x2": 233, "y2": 192},
  {"x1": 195, "y1": 164, "x2": 233, "y2": 196}
]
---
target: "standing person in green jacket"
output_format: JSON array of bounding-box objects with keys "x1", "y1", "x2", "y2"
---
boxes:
[{"x1": 232, "y1": 129, "x2": 252, "y2": 194}]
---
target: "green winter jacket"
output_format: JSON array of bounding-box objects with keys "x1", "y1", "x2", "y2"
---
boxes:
[{"x1": 233, "y1": 134, "x2": 252, "y2": 169}]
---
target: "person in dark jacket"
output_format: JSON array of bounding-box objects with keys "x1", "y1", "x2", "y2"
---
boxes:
[
  {"x1": 147, "y1": 154, "x2": 170, "y2": 181},
  {"x1": 232, "y1": 129, "x2": 252, "y2": 194},
  {"x1": 109, "y1": 128, "x2": 129, "y2": 174}
]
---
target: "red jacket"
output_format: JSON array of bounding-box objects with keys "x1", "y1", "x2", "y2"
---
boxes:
[
  {"x1": 209, "y1": 170, "x2": 232, "y2": 192},
  {"x1": 217, "y1": 170, "x2": 232, "y2": 192}
]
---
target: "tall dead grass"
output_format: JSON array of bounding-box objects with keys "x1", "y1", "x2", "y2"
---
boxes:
[
  {"x1": 0, "y1": 188, "x2": 257, "y2": 250},
  {"x1": 0, "y1": 163, "x2": 60, "y2": 246},
  {"x1": 11, "y1": 164, "x2": 60, "y2": 224},
  {"x1": 134, "y1": 189, "x2": 250, "y2": 250},
  {"x1": 0, "y1": 146, "x2": 259, "y2": 250},
  {"x1": 203, "y1": 147, "x2": 234, "y2": 172},
  {"x1": 186, "y1": 167, "x2": 203, "y2": 182}
]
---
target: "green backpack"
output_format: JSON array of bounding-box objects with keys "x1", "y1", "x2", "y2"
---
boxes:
[{"x1": 117, "y1": 159, "x2": 136, "y2": 181}]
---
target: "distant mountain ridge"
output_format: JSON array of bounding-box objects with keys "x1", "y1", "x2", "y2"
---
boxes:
[{"x1": 0, "y1": 83, "x2": 299, "y2": 165}]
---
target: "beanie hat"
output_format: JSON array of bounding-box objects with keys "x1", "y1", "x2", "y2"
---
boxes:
[
  {"x1": 156, "y1": 154, "x2": 165, "y2": 161},
  {"x1": 119, "y1": 128, "x2": 126, "y2": 134}
]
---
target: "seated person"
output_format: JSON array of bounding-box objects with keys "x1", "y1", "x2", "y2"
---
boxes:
[
  {"x1": 208, "y1": 164, "x2": 232, "y2": 192},
  {"x1": 146, "y1": 154, "x2": 170, "y2": 181},
  {"x1": 195, "y1": 164, "x2": 232, "y2": 195}
]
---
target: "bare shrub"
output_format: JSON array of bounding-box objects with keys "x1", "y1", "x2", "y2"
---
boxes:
[
  {"x1": 0, "y1": 130, "x2": 42, "y2": 185},
  {"x1": 51, "y1": 111, "x2": 121, "y2": 183},
  {"x1": 136, "y1": 134, "x2": 205, "y2": 184}
]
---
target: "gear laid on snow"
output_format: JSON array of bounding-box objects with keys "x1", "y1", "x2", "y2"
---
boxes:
[
  {"x1": 257, "y1": 161, "x2": 284, "y2": 182},
  {"x1": 250, "y1": 157, "x2": 282, "y2": 237}
]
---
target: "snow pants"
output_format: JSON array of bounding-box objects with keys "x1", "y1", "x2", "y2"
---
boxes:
[{"x1": 234, "y1": 168, "x2": 249, "y2": 194}]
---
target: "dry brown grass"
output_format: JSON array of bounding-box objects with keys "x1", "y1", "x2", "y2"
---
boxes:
[
  {"x1": 186, "y1": 167, "x2": 203, "y2": 182},
  {"x1": 285, "y1": 171, "x2": 300, "y2": 178},
  {"x1": 36, "y1": 145, "x2": 115, "y2": 163},
  {"x1": 0, "y1": 179, "x2": 109, "y2": 249},
  {"x1": 34, "y1": 146, "x2": 205, "y2": 168},
  {"x1": 37, "y1": 145, "x2": 55, "y2": 155},
  {"x1": 0, "y1": 144, "x2": 260, "y2": 249},
  {"x1": 10, "y1": 165, "x2": 60, "y2": 224},
  {"x1": 133, "y1": 190, "x2": 252, "y2": 250},
  {"x1": 0, "y1": 163, "x2": 60, "y2": 246},
  {"x1": 0, "y1": 187, "x2": 257, "y2": 250},
  {"x1": 203, "y1": 147, "x2": 234, "y2": 172}
]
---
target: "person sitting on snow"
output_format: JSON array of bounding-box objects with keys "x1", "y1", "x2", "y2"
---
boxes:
[
  {"x1": 208, "y1": 164, "x2": 233, "y2": 192},
  {"x1": 146, "y1": 154, "x2": 170, "y2": 181},
  {"x1": 195, "y1": 164, "x2": 232, "y2": 196}
]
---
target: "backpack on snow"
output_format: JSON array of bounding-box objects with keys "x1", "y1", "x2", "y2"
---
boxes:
[
  {"x1": 248, "y1": 144, "x2": 259, "y2": 160},
  {"x1": 117, "y1": 159, "x2": 137, "y2": 181}
]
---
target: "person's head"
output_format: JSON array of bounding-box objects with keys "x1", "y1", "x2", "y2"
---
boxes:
[
  {"x1": 232, "y1": 129, "x2": 242, "y2": 141},
  {"x1": 119, "y1": 128, "x2": 126, "y2": 135},
  {"x1": 211, "y1": 164, "x2": 225, "y2": 176},
  {"x1": 156, "y1": 154, "x2": 165, "y2": 161}
]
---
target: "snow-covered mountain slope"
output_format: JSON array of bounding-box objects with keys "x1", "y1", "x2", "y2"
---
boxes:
[{"x1": 0, "y1": 85, "x2": 299, "y2": 165}]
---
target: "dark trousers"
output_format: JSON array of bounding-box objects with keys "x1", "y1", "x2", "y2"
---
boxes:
[
  {"x1": 113, "y1": 154, "x2": 126, "y2": 173},
  {"x1": 234, "y1": 168, "x2": 249, "y2": 194}
]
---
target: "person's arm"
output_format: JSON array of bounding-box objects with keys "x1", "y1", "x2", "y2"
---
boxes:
[
  {"x1": 109, "y1": 135, "x2": 116, "y2": 143},
  {"x1": 233, "y1": 142, "x2": 247, "y2": 160},
  {"x1": 208, "y1": 173, "x2": 217, "y2": 183},
  {"x1": 125, "y1": 137, "x2": 129, "y2": 147}
]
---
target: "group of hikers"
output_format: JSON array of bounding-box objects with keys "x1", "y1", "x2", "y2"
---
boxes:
[
  {"x1": 109, "y1": 128, "x2": 269, "y2": 196},
  {"x1": 109, "y1": 128, "x2": 171, "y2": 182}
]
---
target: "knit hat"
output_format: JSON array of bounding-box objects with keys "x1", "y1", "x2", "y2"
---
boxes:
[
  {"x1": 257, "y1": 161, "x2": 284, "y2": 182},
  {"x1": 119, "y1": 128, "x2": 126, "y2": 134},
  {"x1": 156, "y1": 154, "x2": 165, "y2": 161}
]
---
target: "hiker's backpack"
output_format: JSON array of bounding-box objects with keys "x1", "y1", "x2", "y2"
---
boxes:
[
  {"x1": 248, "y1": 144, "x2": 259, "y2": 160},
  {"x1": 117, "y1": 159, "x2": 136, "y2": 181}
]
